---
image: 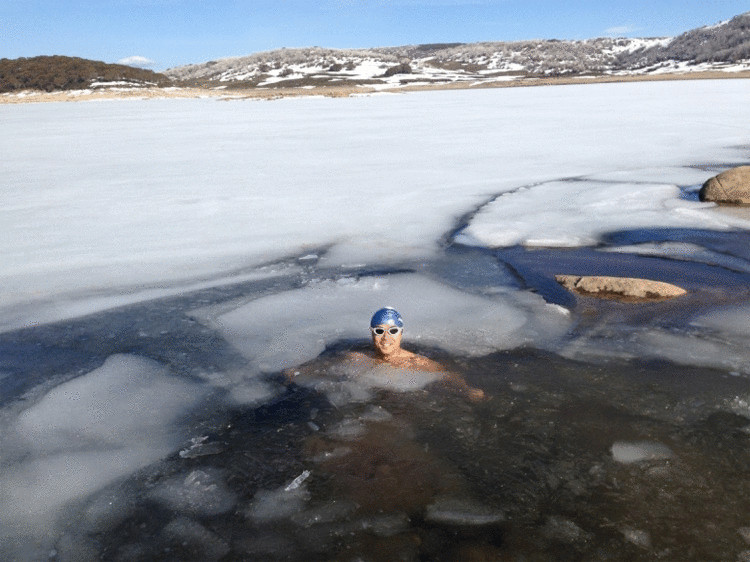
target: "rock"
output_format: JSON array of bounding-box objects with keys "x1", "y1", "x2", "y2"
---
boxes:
[
  {"x1": 699, "y1": 166, "x2": 750, "y2": 205},
  {"x1": 555, "y1": 274, "x2": 686, "y2": 302}
]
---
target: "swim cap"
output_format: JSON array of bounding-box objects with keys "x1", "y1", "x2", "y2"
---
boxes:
[{"x1": 370, "y1": 307, "x2": 404, "y2": 328}]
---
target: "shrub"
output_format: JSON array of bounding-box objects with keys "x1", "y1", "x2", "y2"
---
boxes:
[
  {"x1": 0, "y1": 55, "x2": 172, "y2": 93},
  {"x1": 383, "y1": 62, "x2": 412, "y2": 77}
]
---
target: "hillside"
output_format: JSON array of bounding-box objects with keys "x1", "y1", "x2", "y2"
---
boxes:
[
  {"x1": 2, "y1": 12, "x2": 748, "y2": 97},
  {"x1": 618, "y1": 12, "x2": 750, "y2": 70},
  {"x1": 166, "y1": 12, "x2": 750, "y2": 89},
  {"x1": 0, "y1": 56, "x2": 173, "y2": 93}
]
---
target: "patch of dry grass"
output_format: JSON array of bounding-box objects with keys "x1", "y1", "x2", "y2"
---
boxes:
[{"x1": 2, "y1": 71, "x2": 749, "y2": 105}]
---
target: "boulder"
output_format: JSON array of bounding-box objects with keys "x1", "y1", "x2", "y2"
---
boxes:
[
  {"x1": 555, "y1": 275, "x2": 686, "y2": 302},
  {"x1": 699, "y1": 166, "x2": 750, "y2": 205}
]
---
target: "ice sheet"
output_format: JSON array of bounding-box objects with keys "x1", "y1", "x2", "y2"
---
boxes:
[
  {"x1": 563, "y1": 323, "x2": 750, "y2": 377},
  {"x1": 600, "y1": 242, "x2": 750, "y2": 273},
  {"x1": 2, "y1": 80, "x2": 750, "y2": 331},
  {"x1": 691, "y1": 303, "x2": 750, "y2": 337},
  {"x1": 191, "y1": 273, "x2": 571, "y2": 375},
  {"x1": 459, "y1": 180, "x2": 750, "y2": 249},
  {"x1": 0, "y1": 355, "x2": 206, "y2": 545}
]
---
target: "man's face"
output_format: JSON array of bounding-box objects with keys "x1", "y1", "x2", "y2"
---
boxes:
[{"x1": 371, "y1": 324, "x2": 403, "y2": 357}]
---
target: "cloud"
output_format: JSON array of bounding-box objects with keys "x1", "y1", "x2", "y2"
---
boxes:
[
  {"x1": 118, "y1": 56, "x2": 156, "y2": 69},
  {"x1": 605, "y1": 25, "x2": 634, "y2": 36}
]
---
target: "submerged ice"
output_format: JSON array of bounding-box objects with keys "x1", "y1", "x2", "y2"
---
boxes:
[{"x1": 0, "y1": 355, "x2": 206, "y2": 550}]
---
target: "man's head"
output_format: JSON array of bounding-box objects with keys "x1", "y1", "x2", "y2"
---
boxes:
[{"x1": 370, "y1": 307, "x2": 404, "y2": 358}]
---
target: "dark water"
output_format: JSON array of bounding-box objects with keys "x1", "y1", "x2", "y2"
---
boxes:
[
  {"x1": 2, "y1": 226, "x2": 750, "y2": 561},
  {"x1": 42, "y1": 348, "x2": 750, "y2": 562}
]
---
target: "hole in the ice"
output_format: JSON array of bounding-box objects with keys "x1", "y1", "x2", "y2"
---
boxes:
[{"x1": 678, "y1": 183, "x2": 701, "y2": 201}]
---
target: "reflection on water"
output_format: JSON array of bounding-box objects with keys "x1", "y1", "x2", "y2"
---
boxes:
[{"x1": 64, "y1": 348, "x2": 749, "y2": 561}]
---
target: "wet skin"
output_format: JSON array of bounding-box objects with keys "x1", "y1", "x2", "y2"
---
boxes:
[{"x1": 285, "y1": 324, "x2": 486, "y2": 402}]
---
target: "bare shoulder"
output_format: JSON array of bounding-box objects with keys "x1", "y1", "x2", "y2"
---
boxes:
[
  {"x1": 403, "y1": 352, "x2": 445, "y2": 372},
  {"x1": 340, "y1": 350, "x2": 378, "y2": 367},
  {"x1": 400, "y1": 352, "x2": 486, "y2": 401},
  {"x1": 341, "y1": 350, "x2": 370, "y2": 361}
]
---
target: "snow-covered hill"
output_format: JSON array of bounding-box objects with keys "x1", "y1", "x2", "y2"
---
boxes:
[{"x1": 165, "y1": 12, "x2": 750, "y2": 89}]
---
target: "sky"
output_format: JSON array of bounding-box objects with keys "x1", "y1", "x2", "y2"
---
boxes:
[{"x1": 2, "y1": 1, "x2": 749, "y2": 71}]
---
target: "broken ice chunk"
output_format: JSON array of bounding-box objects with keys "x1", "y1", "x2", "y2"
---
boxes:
[
  {"x1": 610, "y1": 441, "x2": 673, "y2": 464},
  {"x1": 148, "y1": 469, "x2": 236, "y2": 516},
  {"x1": 359, "y1": 405, "x2": 394, "y2": 423},
  {"x1": 425, "y1": 497, "x2": 504, "y2": 526},
  {"x1": 621, "y1": 526, "x2": 651, "y2": 548},
  {"x1": 247, "y1": 473, "x2": 312, "y2": 522},
  {"x1": 285, "y1": 470, "x2": 311, "y2": 492},
  {"x1": 542, "y1": 516, "x2": 591, "y2": 542},
  {"x1": 179, "y1": 436, "x2": 226, "y2": 459},
  {"x1": 359, "y1": 513, "x2": 411, "y2": 537},
  {"x1": 291, "y1": 500, "x2": 357, "y2": 527},
  {"x1": 160, "y1": 517, "x2": 230, "y2": 561},
  {"x1": 327, "y1": 418, "x2": 367, "y2": 440}
]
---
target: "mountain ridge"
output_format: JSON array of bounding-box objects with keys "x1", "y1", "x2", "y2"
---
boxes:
[
  {"x1": 2, "y1": 12, "x2": 748, "y2": 95},
  {"x1": 162, "y1": 12, "x2": 750, "y2": 90}
]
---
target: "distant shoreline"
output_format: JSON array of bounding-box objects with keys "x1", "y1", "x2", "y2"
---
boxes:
[{"x1": 3, "y1": 70, "x2": 749, "y2": 105}]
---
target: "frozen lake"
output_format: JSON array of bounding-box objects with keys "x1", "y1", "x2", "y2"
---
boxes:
[{"x1": 2, "y1": 80, "x2": 750, "y2": 560}]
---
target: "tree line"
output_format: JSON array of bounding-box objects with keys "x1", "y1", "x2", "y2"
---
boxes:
[{"x1": 0, "y1": 56, "x2": 172, "y2": 93}]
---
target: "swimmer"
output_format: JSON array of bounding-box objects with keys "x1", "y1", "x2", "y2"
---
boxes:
[{"x1": 285, "y1": 307, "x2": 486, "y2": 402}]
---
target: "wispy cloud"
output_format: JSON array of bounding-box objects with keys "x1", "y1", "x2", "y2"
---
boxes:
[{"x1": 118, "y1": 55, "x2": 156, "y2": 69}]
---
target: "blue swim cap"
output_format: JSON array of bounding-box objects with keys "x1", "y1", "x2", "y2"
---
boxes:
[{"x1": 370, "y1": 307, "x2": 403, "y2": 328}]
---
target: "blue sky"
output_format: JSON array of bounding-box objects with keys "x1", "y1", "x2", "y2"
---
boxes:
[{"x1": 2, "y1": 1, "x2": 748, "y2": 70}]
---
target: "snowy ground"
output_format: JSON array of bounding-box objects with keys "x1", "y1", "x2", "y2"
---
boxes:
[{"x1": 2, "y1": 80, "x2": 750, "y2": 559}]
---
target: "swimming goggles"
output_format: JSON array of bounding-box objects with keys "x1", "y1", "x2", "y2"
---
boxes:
[{"x1": 371, "y1": 326, "x2": 402, "y2": 336}]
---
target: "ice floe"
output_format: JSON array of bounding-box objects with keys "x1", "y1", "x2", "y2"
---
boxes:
[
  {"x1": 192, "y1": 273, "x2": 571, "y2": 376},
  {"x1": 247, "y1": 471, "x2": 312, "y2": 522},
  {"x1": 425, "y1": 497, "x2": 505, "y2": 526},
  {"x1": 458, "y1": 180, "x2": 750, "y2": 249},
  {"x1": 148, "y1": 469, "x2": 236, "y2": 516},
  {"x1": 601, "y1": 242, "x2": 750, "y2": 274},
  {"x1": 610, "y1": 441, "x2": 673, "y2": 463},
  {"x1": 0, "y1": 354, "x2": 206, "y2": 543}
]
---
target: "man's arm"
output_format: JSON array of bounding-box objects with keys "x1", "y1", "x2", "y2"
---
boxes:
[
  {"x1": 410, "y1": 354, "x2": 486, "y2": 402},
  {"x1": 438, "y1": 372, "x2": 486, "y2": 402},
  {"x1": 282, "y1": 351, "x2": 370, "y2": 383}
]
